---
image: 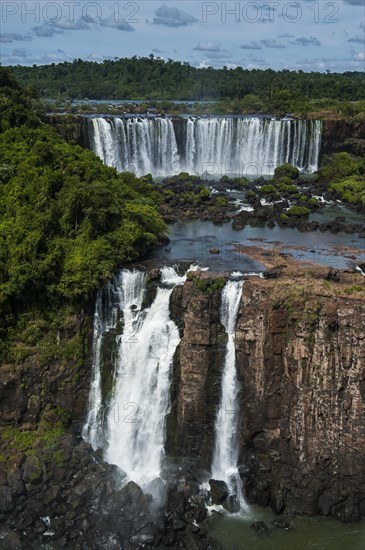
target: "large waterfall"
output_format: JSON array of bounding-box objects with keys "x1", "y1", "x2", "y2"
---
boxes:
[
  {"x1": 88, "y1": 116, "x2": 322, "y2": 177},
  {"x1": 212, "y1": 278, "x2": 245, "y2": 508},
  {"x1": 83, "y1": 267, "x2": 185, "y2": 488}
]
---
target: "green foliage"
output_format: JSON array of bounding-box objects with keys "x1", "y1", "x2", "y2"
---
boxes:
[
  {"x1": 0, "y1": 67, "x2": 42, "y2": 132},
  {"x1": 0, "y1": 72, "x2": 166, "y2": 336},
  {"x1": 193, "y1": 276, "x2": 226, "y2": 292},
  {"x1": 308, "y1": 197, "x2": 319, "y2": 207},
  {"x1": 344, "y1": 285, "x2": 364, "y2": 295},
  {"x1": 320, "y1": 153, "x2": 365, "y2": 206},
  {"x1": 286, "y1": 206, "x2": 311, "y2": 217},
  {"x1": 260, "y1": 184, "x2": 277, "y2": 194},
  {"x1": 10, "y1": 59, "x2": 365, "y2": 104},
  {"x1": 274, "y1": 164, "x2": 300, "y2": 180},
  {"x1": 319, "y1": 152, "x2": 360, "y2": 181}
]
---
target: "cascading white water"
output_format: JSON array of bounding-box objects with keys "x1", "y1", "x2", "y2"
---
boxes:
[
  {"x1": 89, "y1": 116, "x2": 322, "y2": 176},
  {"x1": 82, "y1": 266, "x2": 187, "y2": 489},
  {"x1": 82, "y1": 270, "x2": 146, "y2": 450},
  {"x1": 105, "y1": 267, "x2": 183, "y2": 487},
  {"x1": 212, "y1": 277, "x2": 245, "y2": 508}
]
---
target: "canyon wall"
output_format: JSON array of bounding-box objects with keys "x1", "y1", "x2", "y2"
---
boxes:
[
  {"x1": 167, "y1": 273, "x2": 365, "y2": 521},
  {"x1": 321, "y1": 119, "x2": 365, "y2": 157}
]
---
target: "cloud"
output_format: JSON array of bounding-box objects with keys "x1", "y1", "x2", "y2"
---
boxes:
[
  {"x1": 278, "y1": 34, "x2": 294, "y2": 39},
  {"x1": 261, "y1": 39, "x2": 286, "y2": 49},
  {"x1": 12, "y1": 48, "x2": 28, "y2": 58},
  {"x1": 87, "y1": 52, "x2": 109, "y2": 62},
  {"x1": 290, "y1": 37, "x2": 321, "y2": 47},
  {"x1": 153, "y1": 5, "x2": 198, "y2": 27},
  {"x1": 32, "y1": 17, "x2": 90, "y2": 37},
  {"x1": 152, "y1": 48, "x2": 164, "y2": 53},
  {"x1": 0, "y1": 33, "x2": 32, "y2": 43},
  {"x1": 3, "y1": 48, "x2": 75, "y2": 66},
  {"x1": 353, "y1": 52, "x2": 365, "y2": 61},
  {"x1": 99, "y1": 16, "x2": 134, "y2": 31},
  {"x1": 240, "y1": 41, "x2": 262, "y2": 50},
  {"x1": 32, "y1": 24, "x2": 64, "y2": 37},
  {"x1": 193, "y1": 42, "x2": 221, "y2": 52},
  {"x1": 348, "y1": 35, "x2": 365, "y2": 44},
  {"x1": 204, "y1": 51, "x2": 232, "y2": 60},
  {"x1": 53, "y1": 17, "x2": 90, "y2": 30}
]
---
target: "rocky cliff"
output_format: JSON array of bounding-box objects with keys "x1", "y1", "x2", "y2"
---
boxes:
[
  {"x1": 321, "y1": 119, "x2": 365, "y2": 157},
  {"x1": 1, "y1": 267, "x2": 364, "y2": 548},
  {"x1": 167, "y1": 269, "x2": 365, "y2": 521}
]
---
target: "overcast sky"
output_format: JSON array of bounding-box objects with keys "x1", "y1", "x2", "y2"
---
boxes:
[{"x1": 1, "y1": 1, "x2": 364, "y2": 72}]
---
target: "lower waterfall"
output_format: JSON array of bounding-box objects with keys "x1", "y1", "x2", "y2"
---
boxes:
[
  {"x1": 83, "y1": 268, "x2": 249, "y2": 506},
  {"x1": 212, "y1": 278, "x2": 245, "y2": 508},
  {"x1": 83, "y1": 267, "x2": 185, "y2": 489},
  {"x1": 88, "y1": 116, "x2": 322, "y2": 177}
]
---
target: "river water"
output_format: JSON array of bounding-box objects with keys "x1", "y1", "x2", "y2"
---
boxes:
[
  {"x1": 148, "y1": 218, "x2": 364, "y2": 271},
  {"x1": 207, "y1": 505, "x2": 365, "y2": 550}
]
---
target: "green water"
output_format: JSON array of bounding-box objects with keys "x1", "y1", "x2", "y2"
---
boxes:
[{"x1": 207, "y1": 506, "x2": 365, "y2": 550}]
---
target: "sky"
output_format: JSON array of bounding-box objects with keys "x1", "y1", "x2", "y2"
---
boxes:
[{"x1": 1, "y1": 0, "x2": 364, "y2": 72}]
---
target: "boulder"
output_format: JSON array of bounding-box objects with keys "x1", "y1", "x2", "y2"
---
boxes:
[{"x1": 209, "y1": 479, "x2": 229, "y2": 505}]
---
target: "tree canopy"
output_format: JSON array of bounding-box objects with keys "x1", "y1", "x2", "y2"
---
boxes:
[
  {"x1": 10, "y1": 57, "x2": 365, "y2": 102},
  {"x1": 0, "y1": 67, "x2": 166, "y2": 321}
]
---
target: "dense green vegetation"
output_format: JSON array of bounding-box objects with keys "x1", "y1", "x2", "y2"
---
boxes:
[
  {"x1": 11, "y1": 57, "x2": 365, "y2": 116},
  {"x1": 0, "y1": 67, "x2": 165, "y2": 359},
  {"x1": 319, "y1": 152, "x2": 365, "y2": 206}
]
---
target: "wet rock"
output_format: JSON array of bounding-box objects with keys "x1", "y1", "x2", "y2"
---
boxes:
[
  {"x1": 271, "y1": 519, "x2": 293, "y2": 530},
  {"x1": 325, "y1": 267, "x2": 340, "y2": 282},
  {"x1": 209, "y1": 480, "x2": 229, "y2": 505},
  {"x1": 0, "y1": 528, "x2": 22, "y2": 550},
  {"x1": 250, "y1": 521, "x2": 268, "y2": 534},
  {"x1": 0, "y1": 485, "x2": 14, "y2": 513},
  {"x1": 223, "y1": 494, "x2": 241, "y2": 513},
  {"x1": 162, "y1": 527, "x2": 177, "y2": 546}
]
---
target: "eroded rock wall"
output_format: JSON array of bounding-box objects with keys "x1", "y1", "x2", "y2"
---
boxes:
[{"x1": 166, "y1": 275, "x2": 365, "y2": 520}]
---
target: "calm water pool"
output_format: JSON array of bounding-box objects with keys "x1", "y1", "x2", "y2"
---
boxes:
[
  {"x1": 206, "y1": 505, "x2": 365, "y2": 550},
  {"x1": 148, "y1": 219, "x2": 365, "y2": 271}
]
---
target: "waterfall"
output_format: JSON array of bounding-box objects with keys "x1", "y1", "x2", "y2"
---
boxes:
[
  {"x1": 212, "y1": 278, "x2": 245, "y2": 508},
  {"x1": 83, "y1": 267, "x2": 185, "y2": 489},
  {"x1": 88, "y1": 116, "x2": 322, "y2": 177},
  {"x1": 82, "y1": 270, "x2": 145, "y2": 449}
]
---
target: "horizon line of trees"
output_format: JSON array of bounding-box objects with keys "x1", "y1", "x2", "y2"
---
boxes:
[{"x1": 10, "y1": 56, "x2": 365, "y2": 102}]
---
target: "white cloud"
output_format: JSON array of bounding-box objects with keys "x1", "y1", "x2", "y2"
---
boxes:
[
  {"x1": 99, "y1": 16, "x2": 134, "y2": 32},
  {"x1": 290, "y1": 37, "x2": 321, "y2": 47},
  {"x1": 193, "y1": 42, "x2": 221, "y2": 52},
  {"x1": 0, "y1": 33, "x2": 32, "y2": 43},
  {"x1": 240, "y1": 41, "x2": 262, "y2": 50},
  {"x1": 261, "y1": 39, "x2": 286, "y2": 49},
  {"x1": 153, "y1": 5, "x2": 198, "y2": 27}
]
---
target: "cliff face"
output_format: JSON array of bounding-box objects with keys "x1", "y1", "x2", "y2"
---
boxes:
[
  {"x1": 321, "y1": 119, "x2": 365, "y2": 157},
  {"x1": 167, "y1": 282, "x2": 226, "y2": 469},
  {"x1": 46, "y1": 114, "x2": 92, "y2": 150},
  {"x1": 0, "y1": 306, "x2": 94, "y2": 433},
  {"x1": 167, "y1": 273, "x2": 365, "y2": 521}
]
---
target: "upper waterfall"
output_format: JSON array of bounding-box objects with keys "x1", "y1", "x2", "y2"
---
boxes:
[{"x1": 88, "y1": 115, "x2": 322, "y2": 177}]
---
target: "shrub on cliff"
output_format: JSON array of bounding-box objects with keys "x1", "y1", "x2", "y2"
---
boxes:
[{"x1": 319, "y1": 152, "x2": 360, "y2": 181}]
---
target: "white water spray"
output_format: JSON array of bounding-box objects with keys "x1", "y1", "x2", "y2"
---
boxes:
[
  {"x1": 212, "y1": 278, "x2": 246, "y2": 508},
  {"x1": 89, "y1": 116, "x2": 322, "y2": 176}
]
